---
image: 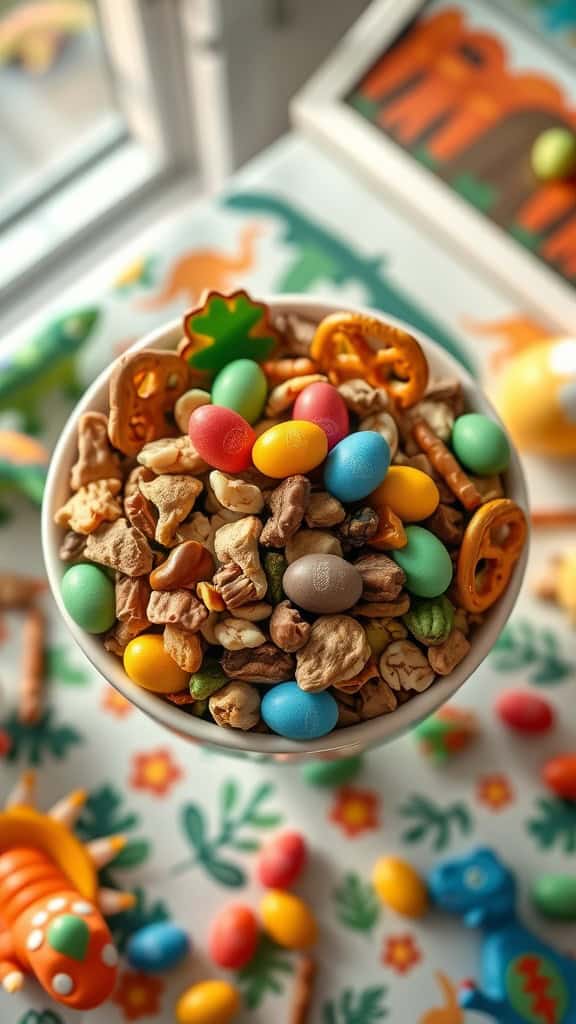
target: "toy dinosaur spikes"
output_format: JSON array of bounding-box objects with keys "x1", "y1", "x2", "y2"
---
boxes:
[{"x1": 0, "y1": 773, "x2": 135, "y2": 1010}]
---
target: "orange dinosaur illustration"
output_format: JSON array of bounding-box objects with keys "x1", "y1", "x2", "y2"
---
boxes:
[
  {"x1": 463, "y1": 314, "x2": 551, "y2": 371},
  {"x1": 419, "y1": 971, "x2": 464, "y2": 1024},
  {"x1": 140, "y1": 223, "x2": 261, "y2": 311}
]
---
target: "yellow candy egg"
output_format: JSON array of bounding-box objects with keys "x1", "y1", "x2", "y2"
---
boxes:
[
  {"x1": 252, "y1": 421, "x2": 328, "y2": 478},
  {"x1": 176, "y1": 980, "x2": 240, "y2": 1024},
  {"x1": 495, "y1": 339, "x2": 576, "y2": 457},
  {"x1": 123, "y1": 634, "x2": 190, "y2": 693},
  {"x1": 372, "y1": 856, "x2": 428, "y2": 918},
  {"x1": 260, "y1": 890, "x2": 318, "y2": 949},
  {"x1": 370, "y1": 466, "x2": 439, "y2": 522}
]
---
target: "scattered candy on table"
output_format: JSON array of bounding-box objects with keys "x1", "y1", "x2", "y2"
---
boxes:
[
  {"x1": 300, "y1": 755, "x2": 364, "y2": 787},
  {"x1": 532, "y1": 874, "x2": 576, "y2": 922},
  {"x1": 372, "y1": 856, "x2": 428, "y2": 918},
  {"x1": 542, "y1": 752, "x2": 576, "y2": 801},
  {"x1": 531, "y1": 126, "x2": 576, "y2": 182},
  {"x1": 126, "y1": 921, "x2": 190, "y2": 973},
  {"x1": 175, "y1": 979, "x2": 240, "y2": 1024},
  {"x1": 495, "y1": 689, "x2": 555, "y2": 735},
  {"x1": 259, "y1": 890, "x2": 318, "y2": 950},
  {"x1": 414, "y1": 706, "x2": 478, "y2": 762},
  {"x1": 255, "y1": 831, "x2": 307, "y2": 889},
  {"x1": 208, "y1": 904, "x2": 258, "y2": 970}
]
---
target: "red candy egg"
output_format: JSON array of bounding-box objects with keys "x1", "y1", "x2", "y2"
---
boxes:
[
  {"x1": 256, "y1": 831, "x2": 307, "y2": 889},
  {"x1": 188, "y1": 405, "x2": 255, "y2": 473},
  {"x1": 292, "y1": 382, "x2": 349, "y2": 450},
  {"x1": 495, "y1": 689, "x2": 555, "y2": 735},
  {"x1": 208, "y1": 904, "x2": 258, "y2": 969},
  {"x1": 543, "y1": 754, "x2": 576, "y2": 801}
]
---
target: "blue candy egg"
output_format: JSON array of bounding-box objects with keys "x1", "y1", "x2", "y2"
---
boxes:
[
  {"x1": 262, "y1": 682, "x2": 339, "y2": 740},
  {"x1": 324, "y1": 431, "x2": 390, "y2": 503},
  {"x1": 126, "y1": 922, "x2": 190, "y2": 973}
]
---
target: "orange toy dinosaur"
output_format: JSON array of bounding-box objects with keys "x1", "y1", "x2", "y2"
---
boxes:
[
  {"x1": 140, "y1": 223, "x2": 261, "y2": 310},
  {"x1": 463, "y1": 315, "x2": 551, "y2": 371},
  {"x1": 0, "y1": 772, "x2": 134, "y2": 1010},
  {"x1": 419, "y1": 971, "x2": 464, "y2": 1024}
]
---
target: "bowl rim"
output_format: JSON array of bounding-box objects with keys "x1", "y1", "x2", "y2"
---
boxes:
[{"x1": 42, "y1": 295, "x2": 530, "y2": 757}]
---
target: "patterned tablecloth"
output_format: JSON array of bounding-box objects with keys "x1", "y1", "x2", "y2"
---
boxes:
[{"x1": 1, "y1": 134, "x2": 575, "y2": 1024}]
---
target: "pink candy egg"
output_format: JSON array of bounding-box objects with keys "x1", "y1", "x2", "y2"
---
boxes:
[
  {"x1": 292, "y1": 382, "x2": 349, "y2": 450},
  {"x1": 256, "y1": 831, "x2": 307, "y2": 889},
  {"x1": 208, "y1": 904, "x2": 258, "y2": 969},
  {"x1": 188, "y1": 405, "x2": 255, "y2": 473},
  {"x1": 495, "y1": 689, "x2": 554, "y2": 735}
]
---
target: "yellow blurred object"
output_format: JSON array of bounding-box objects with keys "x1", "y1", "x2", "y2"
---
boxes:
[
  {"x1": 534, "y1": 550, "x2": 576, "y2": 627},
  {"x1": 495, "y1": 338, "x2": 576, "y2": 456},
  {"x1": 372, "y1": 856, "x2": 429, "y2": 918}
]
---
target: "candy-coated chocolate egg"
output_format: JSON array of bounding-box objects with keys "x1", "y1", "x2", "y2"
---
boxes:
[
  {"x1": 542, "y1": 753, "x2": 576, "y2": 801},
  {"x1": 175, "y1": 980, "x2": 240, "y2": 1024},
  {"x1": 451, "y1": 413, "x2": 510, "y2": 476},
  {"x1": 188, "y1": 405, "x2": 255, "y2": 473},
  {"x1": 495, "y1": 338, "x2": 576, "y2": 457},
  {"x1": 324, "y1": 431, "x2": 390, "y2": 503},
  {"x1": 256, "y1": 831, "x2": 307, "y2": 889},
  {"x1": 532, "y1": 874, "x2": 576, "y2": 921},
  {"x1": 301, "y1": 755, "x2": 363, "y2": 788},
  {"x1": 126, "y1": 922, "x2": 190, "y2": 973},
  {"x1": 372, "y1": 856, "x2": 428, "y2": 918},
  {"x1": 495, "y1": 689, "x2": 554, "y2": 735},
  {"x1": 211, "y1": 359, "x2": 267, "y2": 424},
  {"x1": 292, "y1": 381, "x2": 349, "y2": 449},
  {"x1": 61, "y1": 563, "x2": 115, "y2": 634},
  {"x1": 252, "y1": 421, "x2": 328, "y2": 477},
  {"x1": 392, "y1": 526, "x2": 452, "y2": 598},
  {"x1": 208, "y1": 904, "x2": 258, "y2": 969},
  {"x1": 532, "y1": 127, "x2": 576, "y2": 182},
  {"x1": 261, "y1": 682, "x2": 338, "y2": 740},
  {"x1": 282, "y1": 553, "x2": 362, "y2": 613},
  {"x1": 259, "y1": 890, "x2": 318, "y2": 949},
  {"x1": 370, "y1": 466, "x2": 439, "y2": 522},
  {"x1": 123, "y1": 634, "x2": 190, "y2": 693}
]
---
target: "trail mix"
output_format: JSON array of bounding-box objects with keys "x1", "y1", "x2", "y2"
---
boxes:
[{"x1": 55, "y1": 290, "x2": 527, "y2": 741}]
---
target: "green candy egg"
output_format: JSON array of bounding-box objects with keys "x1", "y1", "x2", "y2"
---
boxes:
[
  {"x1": 392, "y1": 526, "x2": 453, "y2": 598},
  {"x1": 301, "y1": 755, "x2": 364, "y2": 788},
  {"x1": 531, "y1": 127, "x2": 576, "y2": 182},
  {"x1": 211, "y1": 358, "x2": 267, "y2": 424},
  {"x1": 451, "y1": 413, "x2": 510, "y2": 476},
  {"x1": 61, "y1": 563, "x2": 116, "y2": 634},
  {"x1": 532, "y1": 874, "x2": 576, "y2": 921}
]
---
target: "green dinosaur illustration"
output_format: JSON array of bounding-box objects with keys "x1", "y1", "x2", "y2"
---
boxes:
[
  {"x1": 0, "y1": 307, "x2": 100, "y2": 432},
  {"x1": 222, "y1": 192, "x2": 475, "y2": 374}
]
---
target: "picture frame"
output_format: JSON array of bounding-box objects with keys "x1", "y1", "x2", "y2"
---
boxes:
[{"x1": 292, "y1": 0, "x2": 576, "y2": 329}]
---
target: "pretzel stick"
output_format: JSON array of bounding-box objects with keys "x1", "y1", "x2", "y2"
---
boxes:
[
  {"x1": 18, "y1": 606, "x2": 45, "y2": 725},
  {"x1": 412, "y1": 419, "x2": 482, "y2": 511},
  {"x1": 531, "y1": 508, "x2": 576, "y2": 527},
  {"x1": 289, "y1": 956, "x2": 316, "y2": 1024},
  {"x1": 0, "y1": 573, "x2": 46, "y2": 610}
]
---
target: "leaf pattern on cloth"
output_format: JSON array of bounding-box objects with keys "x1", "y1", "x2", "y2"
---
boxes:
[
  {"x1": 236, "y1": 936, "x2": 294, "y2": 1009},
  {"x1": 333, "y1": 873, "x2": 381, "y2": 934},
  {"x1": 399, "y1": 795, "x2": 473, "y2": 851},
  {"x1": 322, "y1": 986, "x2": 389, "y2": 1023},
  {"x1": 44, "y1": 644, "x2": 91, "y2": 685},
  {"x1": 76, "y1": 784, "x2": 152, "y2": 891},
  {"x1": 489, "y1": 619, "x2": 574, "y2": 684},
  {"x1": 1, "y1": 709, "x2": 82, "y2": 764},
  {"x1": 527, "y1": 796, "x2": 576, "y2": 853}
]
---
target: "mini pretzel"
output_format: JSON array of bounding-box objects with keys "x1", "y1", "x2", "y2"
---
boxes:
[
  {"x1": 412, "y1": 419, "x2": 482, "y2": 511},
  {"x1": 108, "y1": 349, "x2": 190, "y2": 456},
  {"x1": 310, "y1": 312, "x2": 429, "y2": 409},
  {"x1": 456, "y1": 499, "x2": 527, "y2": 613}
]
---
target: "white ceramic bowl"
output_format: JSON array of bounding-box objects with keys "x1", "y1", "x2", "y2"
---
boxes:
[{"x1": 42, "y1": 296, "x2": 529, "y2": 761}]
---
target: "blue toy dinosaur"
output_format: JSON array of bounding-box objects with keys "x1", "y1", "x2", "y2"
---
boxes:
[{"x1": 428, "y1": 847, "x2": 575, "y2": 1022}]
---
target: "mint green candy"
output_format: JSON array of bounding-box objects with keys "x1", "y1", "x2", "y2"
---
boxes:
[
  {"x1": 301, "y1": 755, "x2": 364, "y2": 788},
  {"x1": 61, "y1": 563, "x2": 116, "y2": 634},
  {"x1": 532, "y1": 127, "x2": 576, "y2": 182},
  {"x1": 392, "y1": 526, "x2": 452, "y2": 598},
  {"x1": 532, "y1": 874, "x2": 576, "y2": 921},
  {"x1": 211, "y1": 358, "x2": 267, "y2": 424},
  {"x1": 451, "y1": 413, "x2": 510, "y2": 476}
]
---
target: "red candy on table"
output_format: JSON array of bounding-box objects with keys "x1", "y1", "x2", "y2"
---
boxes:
[
  {"x1": 495, "y1": 689, "x2": 555, "y2": 735},
  {"x1": 208, "y1": 903, "x2": 258, "y2": 969},
  {"x1": 256, "y1": 831, "x2": 307, "y2": 889},
  {"x1": 292, "y1": 381, "x2": 349, "y2": 450},
  {"x1": 188, "y1": 405, "x2": 255, "y2": 473},
  {"x1": 543, "y1": 754, "x2": 576, "y2": 801}
]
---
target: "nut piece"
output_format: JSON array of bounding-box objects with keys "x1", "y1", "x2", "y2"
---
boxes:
[
  {"x1": 70, "y1": 411, "x2": 121, "y2": 490},
  {"x1": 59, "y1": 530, "x2": 86, "y2": 563},
  {"x1": 137, "y1": 435, "x2": 208, "y2": 475},
  {"x1": 337, "y1": 379, "x2": 389, "y2": 416},
  {"x1": 354, "y1": 554, "x2": 406, "y2": 602},
  {"x1": 338, "y1": 508, "x2": 379, "y2": 548},
  {"x1": 273, "y1": 312, "x2": 317, "y2": 355},
  {"x1": 200, "y1": 611, "x2": 221, "y2": 646},
  {"x1": 332, "y1": 657, "x2": 380, "y2": 694},
  {"x1": 85, "y1": 518, "x2": 153, "y2": 576},
  {"x1": 209, "y1": 682, "x2": 261, "y2": 731},
  {"x1": 115, "y1": 574, "x2": 150, "y2": 635},
  {"x1": 353, "y1": 593, "x2": 411, "y2": 618},
  {"x1": 469, "y1": 474, "x2": 504, "y2": 503},
  {"x1": 214, "y1": 516, "x2": 267, "y2": 600},
  {"x1": 265, "y1": 374, "x2": 327, "y2": 416},
  {"x1": 408, "y1": 399, "x2": 454, "y2": 441},
  {"x1": 190, "y1": 657, "x2": 228, "y2": 699},
  {"x1": 147, "y1": 589, "x2": 208, "y2": 632},
  {"x1": 177, "y1": 511, "x2": 213, "y2": 547},
  {"x1": 163, "y1": 625, "x2": 203, "y2": 672},
  {"x1": 222, "y1": 643, "x2": 295, "y2": 683},
  {"x1": 296, "y1": 615, "x2": 371, "y2": 692},
  {"x1": 197, "y1": 581, "x2": 226, "y2": 612},
  {"x1": 213, "y1": 562, "x2": 258, "y2": 609},
  {"x1": 209, "y1": 470, "x2": 264, "y2": 514},
  {"x1": 364, "y1": 618, "x2": 407, "y2": 655},
  {"x1": 140, "y1": 474, "x2": 203, "y2": 547},
  {"x1": 269, "y1": 600, "x2": 311, "y2": 652},
  {"x1": 214, "y1": 618, "x2": 267, "y2": 651},
  {"x1": 261, "y1": 475, "x2": 311, "y2": 547},
  {"x1": 174, "y1": 388, "x2": 211, "y2": 433},
  {"x1": 305, "y1": 492, "x2": 346, "y2": 528},
  {"x1": 425, "y1": 377, "x2": 465, "y2": 416},
  {"x1": 356, "y1": 678, "x2": 398, "y2": 718},
  {"x1": 150, "y1": 541, "x2": 214, "y2": 590},
  {"x1": 124, "y1": 465, "x2": 154, "y2": 502},
  {"x1": 423, "y1": 504, "x2": 464, "y2": 547},
  {"x1": 104, "y1": 620, "x2": 138, "y2": 656},
  {"x1": 124, "y1": 490, "x2": 157, "y2": 539},
  {"x1": 55, "y1": 478, "x2": 122, "y2": 535},
  {"x1": 427, "y1": 629, "x2": 470, "y2": 675},
  {"x1": 379, "y1": 640, "x2": 435, "y2": 692},
  {"x1": 358, "y1": 412, "x2": 398, "y2": 457},
  {"x1": 229, "y1": 602, "x2": 273, "y2": 622},
  {"x1": 285, "y1": 529, "x2": 342, "y2": 564}
]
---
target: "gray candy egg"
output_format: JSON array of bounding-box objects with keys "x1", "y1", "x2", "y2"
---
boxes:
[{"x1": 282, "y1": 553, "x2": 363, "y2": 614}]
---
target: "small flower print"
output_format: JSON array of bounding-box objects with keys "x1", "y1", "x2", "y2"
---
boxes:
[
  {"x1": 329, "y1": 786, "x2": 380, "y2": 837},
  {"x1": 101, "y1": 685, "x2": 134, "y2": 718},
  {"x1": 477, "y1": 774, "x2": 514, "y2": 811},
  {"x1": 112, "y1": 970, "x2": 164, "y2": 1020},
  {"x1": 382, "y1": 933, "x2": 422, "y2": 975},
  {"x1": 130, "y1": 748, "x2": 183, "y2": 797}
]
